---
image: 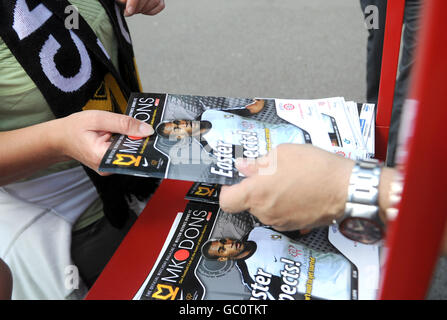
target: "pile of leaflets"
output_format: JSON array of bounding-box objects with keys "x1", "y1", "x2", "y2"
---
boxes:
[{"x1": 99, "y1": 93, "x2": 375, "y2": 185}]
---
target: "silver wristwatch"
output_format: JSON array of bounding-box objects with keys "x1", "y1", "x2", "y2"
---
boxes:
[{"x1": 337, "y1": 159, "x2": 385, "y2": 244}]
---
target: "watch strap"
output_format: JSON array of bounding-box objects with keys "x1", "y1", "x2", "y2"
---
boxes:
[{"x1": 338, "y1": 159, "x2": 384, "y2": 226}]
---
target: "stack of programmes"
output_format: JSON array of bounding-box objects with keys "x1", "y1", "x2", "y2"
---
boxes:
[{"x1": 100, "y1": 93, "x2": 380, "y2": 300}]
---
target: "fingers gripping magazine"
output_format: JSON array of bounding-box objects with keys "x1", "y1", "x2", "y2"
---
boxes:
[
  {"x1": 133, "y1": 188, "x2": 380, "y2": 301},
  {"x1": 99, "y1": 93, "x2": 374, "y2": 184}
]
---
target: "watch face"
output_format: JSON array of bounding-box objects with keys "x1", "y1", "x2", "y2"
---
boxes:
[{"x1": 339, "y1": 217, "x2": 383, "y2": 245}]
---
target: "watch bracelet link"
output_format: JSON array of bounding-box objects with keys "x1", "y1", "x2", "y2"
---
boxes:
[{"x1": 335, "y1": 159, "x2": 384, "y2": 227}]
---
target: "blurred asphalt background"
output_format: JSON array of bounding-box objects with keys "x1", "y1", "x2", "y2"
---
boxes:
[{"x1": 125, "y1": 0, "x2": 446, "y2": 299}]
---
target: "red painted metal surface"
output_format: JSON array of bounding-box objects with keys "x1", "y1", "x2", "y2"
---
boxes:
[
  {"x1": 379, "y1": 0, "x2": 447, "y2": 299},
  {"x1": 85, "y1": 179, "x2": 193, "y2": 300},
  {"x1": 375, "y1": 0, "x2": 405, "y2": 161}
]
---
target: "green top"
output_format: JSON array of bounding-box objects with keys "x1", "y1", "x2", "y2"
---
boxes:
[{"x1": 0, "y1": 0, "x2": 120, "y2": 230}]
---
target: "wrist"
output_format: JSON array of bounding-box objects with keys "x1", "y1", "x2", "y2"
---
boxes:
[
  {"x1": 46, "y1": 118, "x2": 71, "y2": 163},
  {"x1": 328, "y1": 157, "x2": 356, "y2": 223}
]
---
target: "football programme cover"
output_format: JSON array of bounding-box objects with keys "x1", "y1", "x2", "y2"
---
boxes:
[
  {"x1": 133, "y1": 183, "x2": 380, "y2": 300},
  {"x1": 133, "y1": 200, "x2": 362, "y2": 301},
  {"x1": 99, "y1": 93, "x2": 373, "y2": 184}
]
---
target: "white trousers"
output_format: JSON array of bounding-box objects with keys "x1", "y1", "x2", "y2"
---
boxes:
[{"x1": 0, "y1": 166, "x2": 98, "y2": 300}]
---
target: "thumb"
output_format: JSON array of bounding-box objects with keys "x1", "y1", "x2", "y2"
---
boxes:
[
  {"x1": 235, "y1": 154, "x2": 272, "y2": 177},
  {"x1": 89, "y1": 111, "x2": 154, "y2": 137},
  {"x1": 235, "y1": 158, "x2": 259, "y2": 177}
]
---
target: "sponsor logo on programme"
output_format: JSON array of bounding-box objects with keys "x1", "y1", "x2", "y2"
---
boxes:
[{"x1": 282, "y1": 103, "x2": 295, "y2": 111}]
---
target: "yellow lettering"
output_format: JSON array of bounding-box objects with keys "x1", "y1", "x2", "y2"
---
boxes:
[
  {"x1": 264, "y1": 128, "x2": 271, "y2": 151},
  {"x1": 83, "y1": 73, "x2": 128, "y2": 113}
]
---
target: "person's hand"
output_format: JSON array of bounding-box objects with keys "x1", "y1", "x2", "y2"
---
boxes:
[
  {"x1": 53, "y1": 110, "x2": 154, "y2": 174},
  {"x1": 245, "y1": 99, "x2": 265, "y2": 115},
  {"x1": 116, "y1": 0, "x2": 165, "y2": 17},
  {"x1": 0, "y1": 258, "x2": 12, "y2": 300},
  {"x1": 442, "y1": 223, "x2": 447, "y2": 256},
  {"x1": 219, "y1": 144, "x2": 355, "y2": 232}
]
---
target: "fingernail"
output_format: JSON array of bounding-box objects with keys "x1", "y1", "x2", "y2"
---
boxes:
[
  {"x1": 235, "y1": 158, "x2": 247, "y2": 169},
  {"x1": 139, "y1": 123, "x2": 154, "y2": 136},
  {"x1": 125, "y1": 5, "x2": 134, "y2": 16}
]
